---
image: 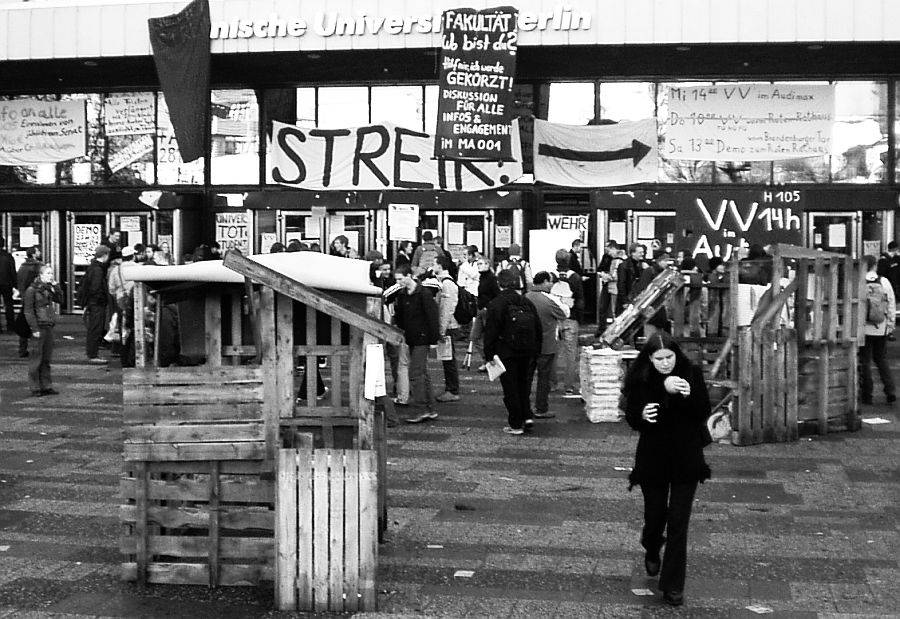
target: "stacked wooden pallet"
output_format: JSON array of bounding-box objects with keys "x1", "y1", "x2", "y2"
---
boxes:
[{"x1": 580, "y1": 347, "x2": 627, "y2": 423}]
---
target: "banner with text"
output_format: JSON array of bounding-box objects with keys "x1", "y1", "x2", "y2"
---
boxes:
[
  {"x1": 0, "y1": 99, "x2": 87, "y2": 165},
  {"x1": 664, "y1": 84, "x2": 834, "y2": 161},
  {"x1": 269, "y1": 120, "x2": 523, "y2": 191},
  {"x1": 546, "y1": 214, "x2": 589, "y2": 244},
  {"x1": 534, "y1": 118, "x2": 657, "y2": 186},
  {"x1": 434, "y1": 6, "x2": 518, "y2": 161},
  {"x1": 215, "y1": 211, "x2": 250, "y2": 253},
  {"x1": 104, "y1": 93, "x2": 155, "y2": 136}
]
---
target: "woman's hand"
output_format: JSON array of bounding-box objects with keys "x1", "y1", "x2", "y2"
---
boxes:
[
  {"x1": 642, "y1": 403, "x2": 659, "y2": 423},
  {"x1": 664, "y1": 376, "x2": 691, "y2": 397}
]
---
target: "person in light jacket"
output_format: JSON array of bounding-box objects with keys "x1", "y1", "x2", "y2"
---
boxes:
[
  {"x1": 432, "y1": 254, "x2": 460, "y2": 402},
  {"x1": 23, "y1": 264, "x2": 62, "y2": 397},
  {"x1": 861, "y1": 254, "x2": 897, "y2": 405}
]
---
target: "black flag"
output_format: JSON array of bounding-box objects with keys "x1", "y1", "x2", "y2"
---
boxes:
[{"x1": 148, "y1": 0, "x2": 210, "y2": 163}]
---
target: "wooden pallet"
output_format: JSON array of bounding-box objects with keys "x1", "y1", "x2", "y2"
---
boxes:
[
  {"x1": 599, "y1": 268, "x2": 685, "y2": 349},
  {"x1": 275, "y1": 449, "x2": 378, "y2": 613}
]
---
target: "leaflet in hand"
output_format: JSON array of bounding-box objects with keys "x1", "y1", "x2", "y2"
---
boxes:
[{"x1": 485, "y1": 355, "x2": 506, "y2": 381}]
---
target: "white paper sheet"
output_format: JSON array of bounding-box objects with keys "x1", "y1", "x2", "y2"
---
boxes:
[{"x1": 447, "y1": 222, "x2": 465, "y2": 245}]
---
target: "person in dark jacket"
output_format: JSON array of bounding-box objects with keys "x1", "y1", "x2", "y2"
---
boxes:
[
  {"x1": 393, "y1": 263, "x2": 440, "y2": 424},
  {"x1": 623, "y1": 331, "x2": 712, "y2": 607},
  {"x1": 739, "y1": 243, "x2": 773, "y2": 285},
  {"x1": 80, "y1": 245, "x2": 111, "y2": 364},
  {"x1": 23, "y1": 264, "x2": 62, "y2": 396},
  {"x1": 616, "y1": 243, "x2": 647, "y2": 315},
  {"x1": 877, "y1": 240, "x2": 900, "y2": 305},
  {"x1": 468, "y1": 257, "x2": 501, "y2": 370},
  {"x1": 633, "y1": 251, "x2": 674, "y2": 336},
  {"x1": 0, "y1": 237, "x2": 17, "y2": 333},
  {"x1": 483, "y1": 269, "x2": 542, "y2": 435},
  {"x1": 16, "y1": 246, "x2": 43, "y2": 358}
]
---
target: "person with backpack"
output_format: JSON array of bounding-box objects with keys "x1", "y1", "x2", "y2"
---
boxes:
[
  {"x1": 410, "y1": 231, "x2": 444, "y2": 277},
  {"x1": 554, "y1": 250, "x2": 584, "y2": 396},
  {"x1": 861, "y1": 254, "x2": 896, "y2": 405},
  {"x1": 495, "y1": 243, "x2": 532, "y2": 292},
  {"x1": 483, "y1": 268, "x2": 542, "y2": 435},
  {"x1": 432, "y1": 254, "x2": 461, "y2": 402}
]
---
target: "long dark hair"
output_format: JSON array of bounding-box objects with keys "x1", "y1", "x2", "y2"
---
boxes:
[{"x1": 623, "y1": 331, "x2": 693, "y2": 391}]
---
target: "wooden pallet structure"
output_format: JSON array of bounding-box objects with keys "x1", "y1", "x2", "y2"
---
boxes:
[
  {"x1": 120, "y1": 251, "x2": 403, "y2": 613},
  {"x1": 598, "y1": 267, "x2": 685, "y2": 349}
]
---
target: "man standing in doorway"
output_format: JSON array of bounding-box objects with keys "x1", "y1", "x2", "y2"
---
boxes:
[
  {"x1": 392, "y1": 264, "x2": 441, "y2": 423},
  {"x1": 525, "y1": 271, "x2": 570, "y2": 420},
  {"x1": 616, "y1": 242, "x2": 647, "y2": 315},
  {"x1": 80, "y1": 245, "x2": 111, "y2": 365},
  {"x1": 0, "y1": 237, "x2": 16, "y2": 333},
  {"x1": 433, "y1": 254, "x2": 460, "y2": 402},
  {"x1": 16, "y1": 246, "x2": 43, "y2": 358},
  {"x1": 484, "y1": 269, "x2": 542, "y2": 435}
]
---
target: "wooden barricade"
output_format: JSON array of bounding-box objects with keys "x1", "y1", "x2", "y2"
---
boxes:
[{"x1": 275, "y1": 449, "x2": 378, "y2": 613}]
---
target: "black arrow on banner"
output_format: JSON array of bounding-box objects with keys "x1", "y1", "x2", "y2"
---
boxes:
[{"x1": 537, "y1": 139, "x2": 652, "y2": 167}]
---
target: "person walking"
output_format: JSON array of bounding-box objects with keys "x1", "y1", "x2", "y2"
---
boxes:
[
  {"x1": 392, "y1": 264, "x2": 440, "y2": 423},
  {"x1": 495, "y1": 243, "x2": 533, "y2": 291},
  {"x1": 553, "y1": 250, "x2": 583, "y2": 396},
  {"x1": 16, "y1": 246, "x2": 43, "y2": 358},
  {"x1": 410, "y1": 231, "x2": 444, "y2": 276},
  {"x1": 432, "y1": 254, "x2": 460, "y2": 402},
  {"x1": 524, "y1": 271, "x2": 570, "y2": 420},
  {"x1": 0, "y1": 237, "x2": 16, "y2": 333},
  {"x1": 79, "y1": 245, "x2": 111, "y2": 364},
  {"x1": 484, "y1": 269, "x2": 542, "y2": 435},
  {"x1": 395, "y1": 241, "x2": 413, "y2": 269},
  {"x1": 23, "y1": 264, "x2": 62, "y2": 397},
  {"x1": 468, "y1": 256, "x2": 500, "y2": 371},
  {"x1": 861, "y1": 254, "x2": 897, "y2": 405},
  {"x1": 623, "y1": 331, "x2": 712, "y2": 607}
]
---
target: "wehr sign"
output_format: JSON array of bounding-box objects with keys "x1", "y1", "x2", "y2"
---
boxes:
[
  {"x1": 603, "y1": 190, "x2": 803, "y2": 261},
  {"x1": 434, "y1": 7, "x2": 518, "y2": 161},
  {"x1": 269, "y1": 120, "x2": 523, "y2": 191}
]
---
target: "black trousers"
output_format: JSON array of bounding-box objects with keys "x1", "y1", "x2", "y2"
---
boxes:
[
  {"x1": 860, "y1": 334, "x2": 896, "y2": 400},
  {"x1": 640, "y1": 481, "x2": 698, "y2": 593},
  {"x1": 83, "y1": 304, "x2": 106, "y2": 359},
  {"x1": 498, "y1": 355, "x2": 533, "y2": 430},
  {"x1": 0, "y1": 285, "x2": 14, "y2": 331},
  {"x1": 28, "y1": 326, "x2": 54, "y2": 391}
]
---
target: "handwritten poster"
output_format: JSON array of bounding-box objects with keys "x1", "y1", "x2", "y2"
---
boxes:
[
  {"x1": 434, "y1": 6, "x2": 519, "y2": 161},
  {"x1": 73, "y1": 223, "x2": 102, "y2": 266},
  {"x1": 495, "y1": 225, "x2": 511, "y2": 248},
  {"x1": 546, "y1": 214, "x2": 589, "y2": 243},
  {"x1": 388, "y1": 204, "x2": 419, "y2": 242},
  {"x1": 215, "y1": 211, "x2": 250, "y2": 253},
  {"x1": 260, "y1": 232, "x2": 277, "y2": 253},
  {"x1": 664, "y1": 84, "x2": 834, "y2": 161},
  {"x1": 0, "y1": 99, "x2": 87, "y2": 165},
  {"x1": 104, "y1": 93, "x2": 155, "y2": 136}
]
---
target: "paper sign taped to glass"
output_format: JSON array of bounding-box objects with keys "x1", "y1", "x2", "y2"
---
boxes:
[{"x1": 364, "y1": 343, "x2": 387, "y2": 400}]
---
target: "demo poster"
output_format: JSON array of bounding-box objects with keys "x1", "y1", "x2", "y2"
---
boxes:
[
  {"x1": 73, "y1": 223, "x2": 102, "y2": 266},
  {"x1": 434, "y1": 6, "x2": 518, "y2": 161}
]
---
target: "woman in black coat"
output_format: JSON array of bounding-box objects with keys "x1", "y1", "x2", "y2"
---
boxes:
[{"x1": 623, "y1": 331, "x2": 711, "y2": 607}]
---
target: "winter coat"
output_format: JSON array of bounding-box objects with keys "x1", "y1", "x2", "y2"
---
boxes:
[
  {"x1": 616, "y1": 258, "x2": 645, "y2": 312},
  {"x1": 394, "y1": 284, "x2": 440, "y2": 347},
  {"x1": 877, "y1": 252, "x2": 900, "y2": 299},
  {"x1": 624, "y1": 362, "x2": 712, "y2": 489},
  {"x1": 483, "y1": 289, "x2": 542, "y2": 360},
  {"x1": 524, "y1": 290, "x2": 569, "y2": 355},
  {"x1": 457, "y1": 260, "x2": 480, "y2": 296},
  {"x1": 0, "y1": 249, "x2": 16, "y2": 288},
  {"x1": 23, "y1": 280, "x2": 61, "y2": 331},
  {"x1": 17, "y1": 258, "x2": 42, "y2": 295},
  {"x1": 477, "y1": 270, "x2": 501, "y2": 310},
  {"x1": 436, "y1": 274, "x2": 459, "y2": 333},
  {"x1": 864, "y1": 271, "x2": 897, "y2": 337},
  {"x1": 79, "y1": 260, "x2": 108, "y2": 307}
]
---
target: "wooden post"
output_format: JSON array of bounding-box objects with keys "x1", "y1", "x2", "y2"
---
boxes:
[
  {"x1": 208, "y1": 460, "x2": 220, "y2": 588},
  {"x1": 275, "y1": 450, "x2": 298, "y2": 610},
  {"x1": 134, "y1": 461, "x2": 148, "y2": 585},
  {"x1": 785, "y1": 329, "x2": 799, "y2": 441},
  {"x1": 736, "y1": 328, "x2": 753, "y2": 445},
  {"x1": 134, "y1": 282, "x2": 146, "y2": 369},
  {"x1": 306, "y1": 307, "x2": 317, "y2": 405},
  {"x1": 842, "y1": 256, "x2": 854, "y2": 343},
  {"x1": 313, "y1": 450, "x2": 329, "y2": 612},
  {"x1": 230, "y1": 294, "x2": 242, "y2": 366},
  {"x1": 276, "y1": 294, "x2": 294, "y2": 420},
  {"x1": 330, "y1": 317, "x2": 342, "y2": 409},
  {"x1": 153, "y1": 292, "x2": 162, "y2": 368},
  {"x1": 297, "y1": 450, "x2": 313, "y2": 609},
  {"x1": 328, "y1": 452, "x2": 345, "y2": 611},
  {"x1": 827, "y1": 260, "x2": 839, "y2": 341},
  {"x1": 343, "y1": 450, "x2": 360, "y2": 613},
  {"x1": 795, "y1": 259, "x2": 809, "y2": 343},
  {"x1": 259, "y1": 288, "x2": 278, "y2": 460},
  {"x1": 205, "y1": 290, "x2": 222, "y2": 367},
  {"x1": 358, "y1": 450, "x2": 377, "y2": 610}
]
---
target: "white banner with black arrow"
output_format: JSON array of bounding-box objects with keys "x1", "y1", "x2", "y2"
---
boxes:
[{"x1": 533, "y1": 118, "x2": 658, "y2": 187}]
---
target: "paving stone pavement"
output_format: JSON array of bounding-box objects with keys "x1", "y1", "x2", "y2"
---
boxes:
[{"x1": 0, "y1": 317, "x2": 898, "y2": 618}]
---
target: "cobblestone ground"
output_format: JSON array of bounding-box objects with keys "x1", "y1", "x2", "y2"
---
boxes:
[{"x1": 0, "y1": 317, "x2": 898, "y2": 618}]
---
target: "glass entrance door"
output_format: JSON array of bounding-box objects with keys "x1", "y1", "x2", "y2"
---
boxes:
[
  {"x1": 2, "y1": 212, "x2": 50, "y2": 301},
  {"x1": 280, "y1": 211, "x2": 322, "y2": 250},
  {"x1": 808, "y1": 212, "x2": 859, "y2": 256},
  {"x1": 112, "y1": 212, "x2": 155, "y2": 255},
  {"x1": 631, "y1": 211, "x2": 677, "y2": 254},
  {"x1": 326, "y1": 210, "x2": 373, "y2": 258},
  {"x1": 67, "y1": 212, "x2": 110, "y2": 311},
  {"x1": 443, "y1": 211, "x2": 489, "y2": 264}
]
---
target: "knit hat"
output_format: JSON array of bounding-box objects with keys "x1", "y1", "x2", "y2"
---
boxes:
[
  {"x1": 121, "y1": 245, "x2": 135, "y2": 259},
  {"x1": 508, "y1": 243, "x2": 522, "y2": 257},
  {"x1": 94, "y1": 245, "x2": 110, "y2": 259}
]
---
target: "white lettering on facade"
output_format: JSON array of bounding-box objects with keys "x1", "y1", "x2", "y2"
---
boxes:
[{"x1": 209, "y1": 8, "x2": 591, "y2": 40}]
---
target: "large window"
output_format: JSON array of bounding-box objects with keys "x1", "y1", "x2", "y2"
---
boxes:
[
  {"x1": 210, "y1": 89, "x2": 259, "y2": 185},
  {"x1": 157, "y1": 93, "x2": 204, "y2": 185},
  {"x1": 317, "y1": 87, "x2": 369, "y2": 129},
  {"x1": 547, "y1": 82, "x2": 595, "y2": 125},
  {"x1": 598, "y1": 82, "x2": 654, "y2": 121},
  {"x1": 831, "y1": 81, "x2": 887, "y2": 183},
  {"x1": 371, "y1": 86, "x2": 425, "y2": 130}
]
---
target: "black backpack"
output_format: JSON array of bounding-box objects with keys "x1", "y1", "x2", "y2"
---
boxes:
[
  {"x1": 501, "y1": 300, "x2": 538, "y2": 352},
  {"x1": 454, "y1": 286, "x2": 478, "y2": 325}
]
